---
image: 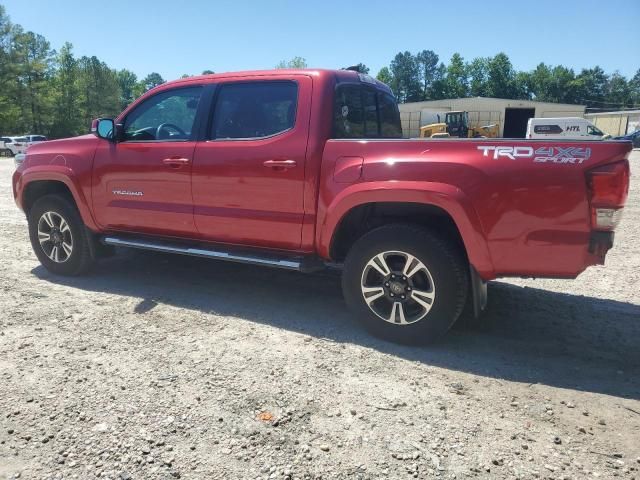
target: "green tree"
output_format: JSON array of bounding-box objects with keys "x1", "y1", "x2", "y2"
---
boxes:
[
  {"x1": 606, "y1": 72, "x2": 632, "y2": 108},
  {"x1": 12, "y1": 29, "x2": 55, "y2": 134},
  {"x1": 550, "y1": 66, "x2": 580, "y2": 103},
  {"x1": 629, "y1": 69, "x2": 640, "y2": 106},
  {"x1": 426, "y1": 63, "x2": 448, "y2": 100},
  {"x1": 376, "y1": 67, "x2": 393, "y2": 87},
  {"x1": 0, "y1": 5, "x2": 19, "y2": 133},
  {"x1": 142, "y1": 72, "x2": 165, "y2": 91},
  {"x1": 575, "y1": 66, "x2": 608, "y2": 107},
  {"x1": 467, "y1": 57, "x2": 489, "y2": 97},
  {"x1": 50, "y1": 42, "x2": 81, "y2": 137},
  {"x1": 415, "y1": 49, "x2": 439, "y2": 99},
  {"x1": 77, "y1": 55, "x2": 120, "y2": 127},
  {"x1": 486, "y1": 53, "x2": 516, "y2": 98},
  {"x1": 528, "y1": 63, "x2": 553, "y2": 100},
  {"x1": 117, "y1": 69, "x2": 141, "y2": 111},
  {"x1": 444, "y1": 53, "x2": 468, "y2": 98},
  {"x1": 513, "y1": 71, "x2": 532, "y2": 100},
  {"x1": 389, "y1": 51, "x2": 422, "y2": 102},
  {"x1": 275, "y1": 56, "x2": 307, "y2": 69},
  {"x1": 202, "y1": 69, "x2": 215, "y2": 75}
]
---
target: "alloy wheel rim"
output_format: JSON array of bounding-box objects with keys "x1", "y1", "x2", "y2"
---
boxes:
[
  {"x1": 360, "y1": 250, "x2": 436, "y2": 325},
  {"x1": 37, "y1": 211, "x2": 73, "y2": 263}
]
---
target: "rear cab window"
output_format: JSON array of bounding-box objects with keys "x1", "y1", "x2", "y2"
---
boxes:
[{"x1": 333, "y1": 77, "x2": 402, "y2": 139}]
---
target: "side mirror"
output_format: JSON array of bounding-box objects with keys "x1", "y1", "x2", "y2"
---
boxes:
[{"x1": 91, "y1": 118, "x2": 115, "y2": 140}]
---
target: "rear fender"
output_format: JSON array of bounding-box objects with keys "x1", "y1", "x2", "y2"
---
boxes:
[{"x1": 318, "y1": 181, "x2": 495, "y2": 279}]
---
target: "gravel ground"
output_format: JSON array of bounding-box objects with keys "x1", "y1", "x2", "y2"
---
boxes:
[{"x1": 1, "y1": 152, "x2": 639, "y2": 480}]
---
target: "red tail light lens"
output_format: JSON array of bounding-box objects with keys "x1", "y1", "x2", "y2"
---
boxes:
[{"x1": 586, "y1": 160, "x2": 630, "y2": 230}]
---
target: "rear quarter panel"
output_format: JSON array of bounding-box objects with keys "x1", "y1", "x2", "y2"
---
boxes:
[{"x1": 318, "y1": 139, "x2": 632, "y2": 279}]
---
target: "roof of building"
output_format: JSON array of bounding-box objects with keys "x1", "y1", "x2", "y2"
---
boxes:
[
  {"x1": 585, "y1": 110, "x2": 640, "y2": 116},
  {"x1": 401, "y1": 96, "x2": 585, "y2": 109}
]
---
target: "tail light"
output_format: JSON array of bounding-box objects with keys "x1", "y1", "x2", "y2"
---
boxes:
[{"x1": 586, "y1": 160, "x2": 630, "y2": 230}]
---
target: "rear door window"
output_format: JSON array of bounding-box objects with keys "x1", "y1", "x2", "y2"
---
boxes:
[{"x1": 211, "y1": 81, "x2": 298, "y2": 140}]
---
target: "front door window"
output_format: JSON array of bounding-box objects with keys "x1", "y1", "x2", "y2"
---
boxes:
[{"x1": 123, "y1": 87, "x2": 202, "y2": 142}]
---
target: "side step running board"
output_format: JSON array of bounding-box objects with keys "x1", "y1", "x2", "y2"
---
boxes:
[{"x1": 101, "y1": 236, "x2": 325, "y2": 272}]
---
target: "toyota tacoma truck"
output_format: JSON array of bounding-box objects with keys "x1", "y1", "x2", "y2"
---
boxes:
[{"x1": 12, "y1": 69, "x2": 632, "y2": 344}]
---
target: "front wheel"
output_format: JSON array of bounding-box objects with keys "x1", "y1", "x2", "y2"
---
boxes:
[
  {"x1": 342, "y1": 224, "x2": 469, "y2": 344},
  {"x1": 28, "y1": 195, "x2": 94, "y2": 275}
]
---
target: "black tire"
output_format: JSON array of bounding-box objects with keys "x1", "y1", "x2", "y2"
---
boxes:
[
  {"x1": 342, "y1": 224, "x2": 469, "y2": 344},
  {"x1": 28, "y1": 194, "x2": 94, "y2": 275}
]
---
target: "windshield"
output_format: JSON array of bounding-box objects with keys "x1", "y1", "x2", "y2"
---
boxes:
[
  {"x1": 587, "y1": 125, "x2": 604, "y2": 136},
  {"x1": 446, "y1": 112, "x2": 467, "y2": 126}
]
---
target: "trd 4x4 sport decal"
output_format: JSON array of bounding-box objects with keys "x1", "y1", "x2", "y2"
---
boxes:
[{"x1": 477, "y1": 146, "x2": 591, "y2": 164}]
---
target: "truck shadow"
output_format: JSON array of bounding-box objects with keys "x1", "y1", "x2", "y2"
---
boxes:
[{"x1": 32, "y1": 249, "x2": 640, "y2": 400}]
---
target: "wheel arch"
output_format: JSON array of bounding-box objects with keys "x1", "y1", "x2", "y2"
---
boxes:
[
  {"x1": 19, "y1": 168, "x2": 98, "y2": 231},
  {"x1": 319, "y1": 182, "x2": 495, "y2": 278},
  {"x1": 23, "y1": 180, "x2": 75, "y2": 214}
]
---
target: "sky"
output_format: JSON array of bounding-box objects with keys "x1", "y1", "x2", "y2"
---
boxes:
[{"x1": 3, "y1": 0, "x2": 639, "y2": 82}]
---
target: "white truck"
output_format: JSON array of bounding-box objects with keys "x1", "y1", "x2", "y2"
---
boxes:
[{"x1": 527, "y1": 117, "x2": 607, "y2": 140}]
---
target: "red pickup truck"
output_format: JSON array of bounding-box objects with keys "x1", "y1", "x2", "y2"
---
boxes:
[{"x1": 12, "y1": 69, "x2": 632, "y2": 344}]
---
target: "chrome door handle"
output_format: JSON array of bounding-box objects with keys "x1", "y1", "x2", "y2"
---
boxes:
[
  {"x1": 263, "y1": 159, "x2": 297, "y2": 170},
  {"x1": 162, "y1": 157, "x2": 190, "y2": 167}
]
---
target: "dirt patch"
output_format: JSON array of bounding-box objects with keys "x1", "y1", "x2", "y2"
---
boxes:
[{"x1": 1, "y1": 153, "x2": 639, "y2": 479}]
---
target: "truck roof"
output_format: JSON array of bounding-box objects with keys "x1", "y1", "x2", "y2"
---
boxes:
[
  {"x1": 529, "y1": 117, "x2": 587, "y2": 122},
  {"x1": 159, "y1": 68, "x2": 393, "y2": 94}
]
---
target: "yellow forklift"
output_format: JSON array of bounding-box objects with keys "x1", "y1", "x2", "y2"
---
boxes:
[{"x1": 419, "y1": 111, "x2": 500, "y2": 138}]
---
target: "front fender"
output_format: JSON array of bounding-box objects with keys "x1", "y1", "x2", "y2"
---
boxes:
[
  {"x1": 317, "y1": 181, "x2": 495, "y2": 279},
  {"x1": 16, "y1": 165, "x2": 99, "y2": 231}
]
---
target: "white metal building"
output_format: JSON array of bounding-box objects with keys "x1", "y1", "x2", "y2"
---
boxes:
[
  {"x1": 585, "y1": 110, "x2": 640, "y2": 136},
  {"x1": 399, "y1": 97, "x2": 586, "y2": 138}
]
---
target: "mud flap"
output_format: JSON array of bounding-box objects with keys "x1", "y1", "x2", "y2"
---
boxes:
[{"x1": 470, "y1": 265, "x2": 488, "y2": 318}]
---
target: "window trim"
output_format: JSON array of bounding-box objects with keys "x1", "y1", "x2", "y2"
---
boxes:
[
  {"x1": 206, "y1": 80, "x2": 299, "y2": 142},
  {"x1": 120, "y1": 85, "x2": 205, "y2": 143}
]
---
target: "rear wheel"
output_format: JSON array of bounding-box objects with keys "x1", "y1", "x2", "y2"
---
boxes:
[
  {"x1": 28, "y1": 195, "x2": 94, "y2": 275},
  {"x1": 342, "y1": 224, "x2": 468, "y2": 344}
]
